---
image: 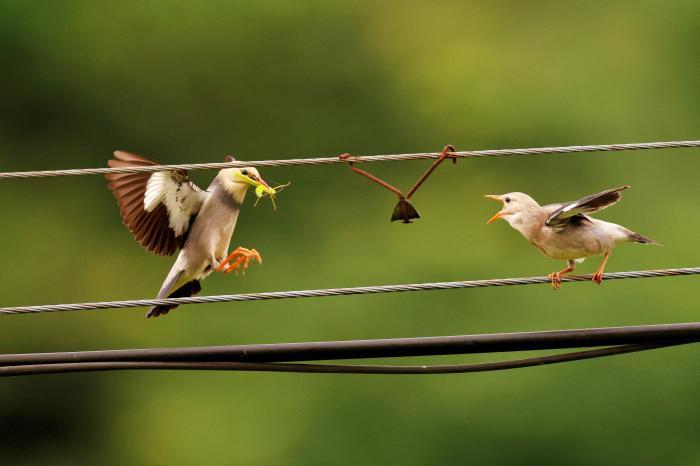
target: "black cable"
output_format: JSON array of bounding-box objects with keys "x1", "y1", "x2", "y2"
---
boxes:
[{"x1": 0, "y1": 344, "x2": 680, "y2": 377}]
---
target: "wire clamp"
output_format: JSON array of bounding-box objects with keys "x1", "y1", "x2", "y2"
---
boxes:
[{"x1": 339, "y1": 144, "x2": 458, "y2": 223}]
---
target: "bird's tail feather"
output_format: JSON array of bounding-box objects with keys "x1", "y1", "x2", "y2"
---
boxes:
[
  {"x1": 147, "y1": 279, "x2": 202, "y2": 318},
  {"x1": 628, "y1": 232, "x2": 659, "y2": 245}
]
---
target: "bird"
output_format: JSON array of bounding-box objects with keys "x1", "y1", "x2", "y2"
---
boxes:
[
  {"x1": 484, "y1": 186, "x2": 657, "y2": 289},
  {"x1": 106, "y1": 151, "x2": 274, "y2": 317}
]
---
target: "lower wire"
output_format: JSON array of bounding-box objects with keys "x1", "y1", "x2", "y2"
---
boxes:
[{"x1": 0, "y1": 343, "x2": 687, "y2": 377}]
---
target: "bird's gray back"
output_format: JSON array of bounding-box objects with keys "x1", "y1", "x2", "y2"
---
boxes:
[{"x1": 542, "y1": 203, "x2": 565, "y2": 215}]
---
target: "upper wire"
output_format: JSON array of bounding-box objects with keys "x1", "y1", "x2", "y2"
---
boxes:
[{"x1": 0, "y1": 140, "x2": 699, "y2": 180}]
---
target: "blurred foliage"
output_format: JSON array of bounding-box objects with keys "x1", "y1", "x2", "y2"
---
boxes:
[{"x1": 1, "y1": 0, "x2": 700, "y2": 464}]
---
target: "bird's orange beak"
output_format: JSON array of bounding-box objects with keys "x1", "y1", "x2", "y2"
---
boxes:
[
  {"x1": 484, "y1": 195, "x2": 505, "y2": 224},
  {"x1": 249, "y1": 174, "x2": 273, "y2": 194},
  {"x1": 255, "y1": 175, "x2": 271, "y2": 190}
]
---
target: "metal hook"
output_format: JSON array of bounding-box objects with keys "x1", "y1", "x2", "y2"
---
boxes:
[{"x1": 338, "y1": 145, "x2": 457, "y2": 224}]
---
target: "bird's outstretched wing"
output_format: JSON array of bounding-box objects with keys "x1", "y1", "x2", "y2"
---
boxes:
[
  {"x1": 545, "y1": 186, "x2": 630, "y2": 231},
  {"x1": 106, "y1": 151, "x2": 207, "y2": 256}
]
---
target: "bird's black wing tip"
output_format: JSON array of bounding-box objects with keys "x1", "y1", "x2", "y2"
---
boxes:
[
  {"x1": 146, "y1": 280, "x2": 202, "y2": 319},
  {"x1": 146, "y1": 307, "x2": 170, "y2": 318}
]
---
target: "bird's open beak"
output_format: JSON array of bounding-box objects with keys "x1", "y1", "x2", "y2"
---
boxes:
[
  {"x1": 244, "y1": 174, "x2": 274, "y2": 195},
  {"x1": 484, "y1": 194, "x2": 505, "y2": 224}
]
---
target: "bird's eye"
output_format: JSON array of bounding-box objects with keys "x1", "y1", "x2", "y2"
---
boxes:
[
  {"x1": 505, "y1": 197, "x2": 511, "y2": 203},
  {"x1": 241, "y1": 169, "x2": 249, "y2": 176}
]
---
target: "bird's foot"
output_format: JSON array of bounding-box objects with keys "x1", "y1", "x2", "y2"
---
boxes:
[
  {"x1": 215, "y1": 247, "x2": 262, "y2": 275},
  {"x1": 592, "y1": 271, "x2": 604, "y2": 285},
  {"x1": 548, "y1": 272, "x2": 563, "y2": 290},
  {"x1": 592, "y1": 253, "x2": 609, "y2": 285}
]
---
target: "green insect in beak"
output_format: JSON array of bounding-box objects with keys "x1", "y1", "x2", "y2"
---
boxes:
[{"x1": 254, "y1": 182, "x2": 291, "y2": 210}]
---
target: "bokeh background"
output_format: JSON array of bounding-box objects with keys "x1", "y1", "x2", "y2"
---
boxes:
[{"x1": 2, "y1": 1, "x2": 700, "y2": 464}]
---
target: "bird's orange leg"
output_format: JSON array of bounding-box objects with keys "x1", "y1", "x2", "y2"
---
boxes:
[
  {"x1": 215, "y1": 247, "x2": 263, "y2": 275},
  {"x1": 548, "y1": 260, "x2": 576, "y2": 290},
  {"x1": 592, "y1": 253, "x2": 610, "y2": 285}
]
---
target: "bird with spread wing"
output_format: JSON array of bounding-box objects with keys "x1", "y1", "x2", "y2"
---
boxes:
[
  {"x1": 485, "y1": 186, "x2": 658, "y2": 289},
  {"x1": 106, "y1": 151, "x2": 275, "y2": 317}
]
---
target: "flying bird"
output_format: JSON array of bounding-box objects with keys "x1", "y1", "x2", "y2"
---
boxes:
[
  {"x1": 485, "y1": 186, "x2": 657, "y2": 289},
  {"x1": 106, "y1": 151, "x2": 274, "y2": 317}
]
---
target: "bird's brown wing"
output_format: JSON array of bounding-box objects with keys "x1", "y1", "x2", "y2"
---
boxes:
[
  {"x1": 545, "y1": 186, "x2": 630, "y2": 231},
  {"x1": 106, "y1": 151, "x2": 207, "y2": 256}
]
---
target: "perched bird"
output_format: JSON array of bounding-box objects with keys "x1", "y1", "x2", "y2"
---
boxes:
[
  {"x1": 106, "y1": 151, "x2": 274, "y2": 317},
  {"x1": 485, "y1": 186, "x2": 657, "y2": 289}
]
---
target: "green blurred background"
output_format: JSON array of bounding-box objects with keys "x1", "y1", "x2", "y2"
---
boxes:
[{"x1": 1, "y1": 1, "x2": 699, "y2": 464}]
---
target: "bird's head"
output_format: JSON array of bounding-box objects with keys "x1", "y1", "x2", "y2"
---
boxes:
[
  {"x1": 232, "y1": 167, "x2": 272, "y2": 191},
  {"x1": 220, "y1": 157, "x2": 274, "y2": 197},
  {"x1": 484, "y1": 192, "x2": 539, "y2": 225}
]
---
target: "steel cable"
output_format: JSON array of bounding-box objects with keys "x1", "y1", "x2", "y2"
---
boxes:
[
  {"x1": 0, "y1": 140, "x2": 698, "y2": 180},
  {"x1": 1, "y1": 267, "x2": 698, "y2": 316}
]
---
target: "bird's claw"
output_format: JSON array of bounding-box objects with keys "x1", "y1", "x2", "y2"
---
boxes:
[
  {"x1": 549, "y1": 272, "x2": 563, "y2": 290},
  {"x1": 216, "y1": 247, "x2": 262, "y2": 275},
  {"x1": 592, "y1": 271, "x2": 604, "y2": 285}
]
